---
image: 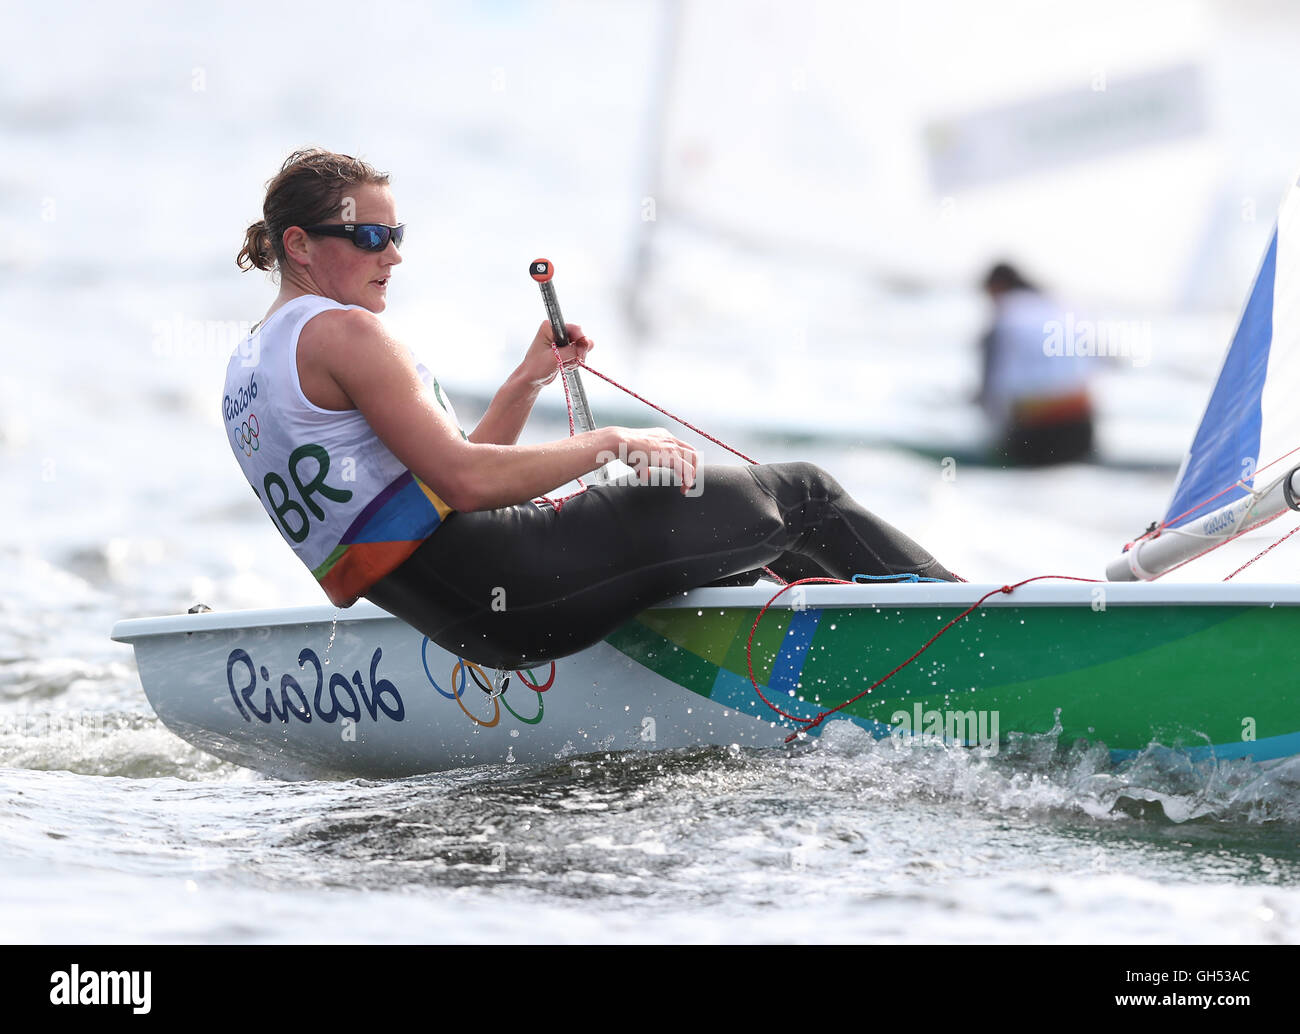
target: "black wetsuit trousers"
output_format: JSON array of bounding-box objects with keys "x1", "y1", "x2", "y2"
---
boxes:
[
  {"x1": 364, "y1": 461, "x2": 957, "y2": 669},
  {"x1": 1000, "y1": 415, "x2": 1095, "y2": 466}
]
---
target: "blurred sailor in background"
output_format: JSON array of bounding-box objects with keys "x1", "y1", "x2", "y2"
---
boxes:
[{"x1": 976, "y1": 262, "x2": 1095, "y2": 466}]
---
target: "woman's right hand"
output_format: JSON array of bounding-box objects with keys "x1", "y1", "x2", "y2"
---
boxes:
[{"x1": 602, "y1": 426, "x2": 699, "y2": 494}]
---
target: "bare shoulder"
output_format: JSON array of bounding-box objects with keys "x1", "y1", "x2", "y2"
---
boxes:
[
  {"x1": 300, "y1": 307, "x2": 416, "y2": 376},
  {"x1": 300, "y1": 306, "x2": 391, "y2": 355},
  {"x1": 299, "y1": 309, "x2": 426, "y2": 415}
]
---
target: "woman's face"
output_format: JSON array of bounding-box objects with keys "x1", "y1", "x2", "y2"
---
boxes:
[{"x1": 290, "y1": 182, "x2": 403, "y2": 312}]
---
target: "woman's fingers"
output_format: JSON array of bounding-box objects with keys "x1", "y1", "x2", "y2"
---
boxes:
[
  {"x1": 563, "y1": 323, "x2": 593, "y2": 360},
  {"x1": 525, "y1": 320, "x2": 594, "y2": 386},
  {"x1": 534, "y1": 320, "x2": 593, "y2": 361},
  {"x1": 621, "y1": 429, "x2": 698, "y2": 494},
  {"x1": 679, "y1": 447, "x2": 698, "y2": 493},
  {"x1": 677, "y1": 443, "x2": 698, "y2": 494}
]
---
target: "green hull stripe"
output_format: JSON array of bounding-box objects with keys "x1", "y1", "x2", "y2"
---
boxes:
[{"x1": 607, "y1": 604, "x2": 1300, "y2": 752}]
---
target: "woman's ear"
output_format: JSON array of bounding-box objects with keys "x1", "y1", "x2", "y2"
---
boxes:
[{"x1": 281, "y1": 225, "x2": 311, "y2": 267}]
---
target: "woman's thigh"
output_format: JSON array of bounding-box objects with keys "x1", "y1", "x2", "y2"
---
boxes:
[{"x1": 364, "y1": 464, "x2": 793, "y2": 667}]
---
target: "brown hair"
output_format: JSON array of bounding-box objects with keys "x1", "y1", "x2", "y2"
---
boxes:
[
  {"x1": 237, "y1": 148, "x2": 390, "y2": 272},
  {"x1": 982, "y1": 261, "x2": 1035, "y2": 294}
]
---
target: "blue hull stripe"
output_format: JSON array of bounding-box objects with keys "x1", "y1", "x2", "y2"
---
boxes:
[
  {"x1": 766, "y1": 609, "x2": 822, "y2": 695},
  {"x1": 1109, "y1": 728, "x2": 1300, "y2": 765}
]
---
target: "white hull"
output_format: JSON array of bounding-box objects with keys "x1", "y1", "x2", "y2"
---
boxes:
[
  {"x1": 111, "y1": 582, "x2": 1300, "y2": 779},
  {"x1": 117, "y1": 606, "x2": 785, "y2": 780}
]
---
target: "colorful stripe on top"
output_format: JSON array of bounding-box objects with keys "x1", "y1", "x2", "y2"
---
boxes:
[{"x1": 312, "y1": 470, "x2": 455, "y2": 607}]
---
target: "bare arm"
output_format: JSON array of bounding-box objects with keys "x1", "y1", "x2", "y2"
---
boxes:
[{"x1": 302, "y1": 309, "x2": 696, "y2": 512}]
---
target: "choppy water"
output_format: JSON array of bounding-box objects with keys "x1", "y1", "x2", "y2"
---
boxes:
[
  {"x1": 5, "y1": 0, "x2": 1300, "y2": 943},
  {"x1": 5, "y1": 727, "x2": 1300, "y2": 943}
]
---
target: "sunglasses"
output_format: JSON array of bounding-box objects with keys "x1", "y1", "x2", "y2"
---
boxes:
[{"x1": 301, "y1": 222, "x2": 405, "y2": 251}]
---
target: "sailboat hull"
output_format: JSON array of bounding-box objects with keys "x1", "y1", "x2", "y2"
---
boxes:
[{"x1": 110, "y1": 583, "x2": 1300, "y2": 779}]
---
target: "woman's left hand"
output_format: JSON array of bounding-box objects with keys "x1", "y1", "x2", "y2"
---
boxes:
[{"x1": 519, "y1": 319, "x2": 594, "y2": 387}]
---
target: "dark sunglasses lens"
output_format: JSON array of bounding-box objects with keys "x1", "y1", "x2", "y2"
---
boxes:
[
  {"x1": 354, "y1": 225, "x2": 388, "y2": 250},
  {"x1": 389, "y1": 224, "x2": 405, "y2": 250}
]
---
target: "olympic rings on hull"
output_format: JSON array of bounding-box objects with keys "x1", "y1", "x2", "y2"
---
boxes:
[{"x1": 420, "y1": 637, "x2": 553, "y2": 727}]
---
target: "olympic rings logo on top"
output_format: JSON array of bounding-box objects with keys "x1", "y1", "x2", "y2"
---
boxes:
[
  {"x1": 233, "y1": 413, "x2": 260, "y2": 457},
  {"x1": 419, "y1": 637, "x2": 555, "y2": 728}
]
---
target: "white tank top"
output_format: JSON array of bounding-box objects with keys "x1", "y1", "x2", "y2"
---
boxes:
[
  {"x1": 983, "y1": 288, "x2": 1092, "y2": 423},
  {"x1": 221, "y1": 294, "x2": 460, "y2": 606}
]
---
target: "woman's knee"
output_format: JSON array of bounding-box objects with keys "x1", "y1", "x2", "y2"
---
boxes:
[{"x1": 749, "y1": 461, "x2": 845, "y2": 507}]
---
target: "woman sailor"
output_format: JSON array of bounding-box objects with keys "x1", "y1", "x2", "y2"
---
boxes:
[{"x1": 224, "y1": 148, "x2": 959, "y2": 670}]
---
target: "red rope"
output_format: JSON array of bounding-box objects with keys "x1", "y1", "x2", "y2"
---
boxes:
[
  {"x1": 552, "y1": 344, "x2": 578, "y2": 438},
  {"x1": 574, "y1": 360, "x2": 760, "y2": 464},
  {"x1": 531, "y1": 344, "x2": 590, "y2": 512},
  {"x1": 537, "y1": 349, "x2": 1297, "y2": 728},
  {"x1": 1223, "y1": 518, "x2": 1300, "y2": 580},
  {"x1": 542, "y1": 354, "x2": 1119, "y2": 736},
  {"x1": 746, "y1": 574, "x2": 1102, "y2": 743},
  {"x1": 536, "y1": 344, "x2": 763, "y2": 509}
]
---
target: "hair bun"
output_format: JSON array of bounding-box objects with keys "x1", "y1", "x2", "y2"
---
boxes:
[{"x1": 237, "y1": 219, "x2": 273, "y2": 271}]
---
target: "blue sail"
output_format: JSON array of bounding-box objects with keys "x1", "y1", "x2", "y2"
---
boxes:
[{"x1": 1163, "y1": 230, "x2": 1277, "y2": 529}]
